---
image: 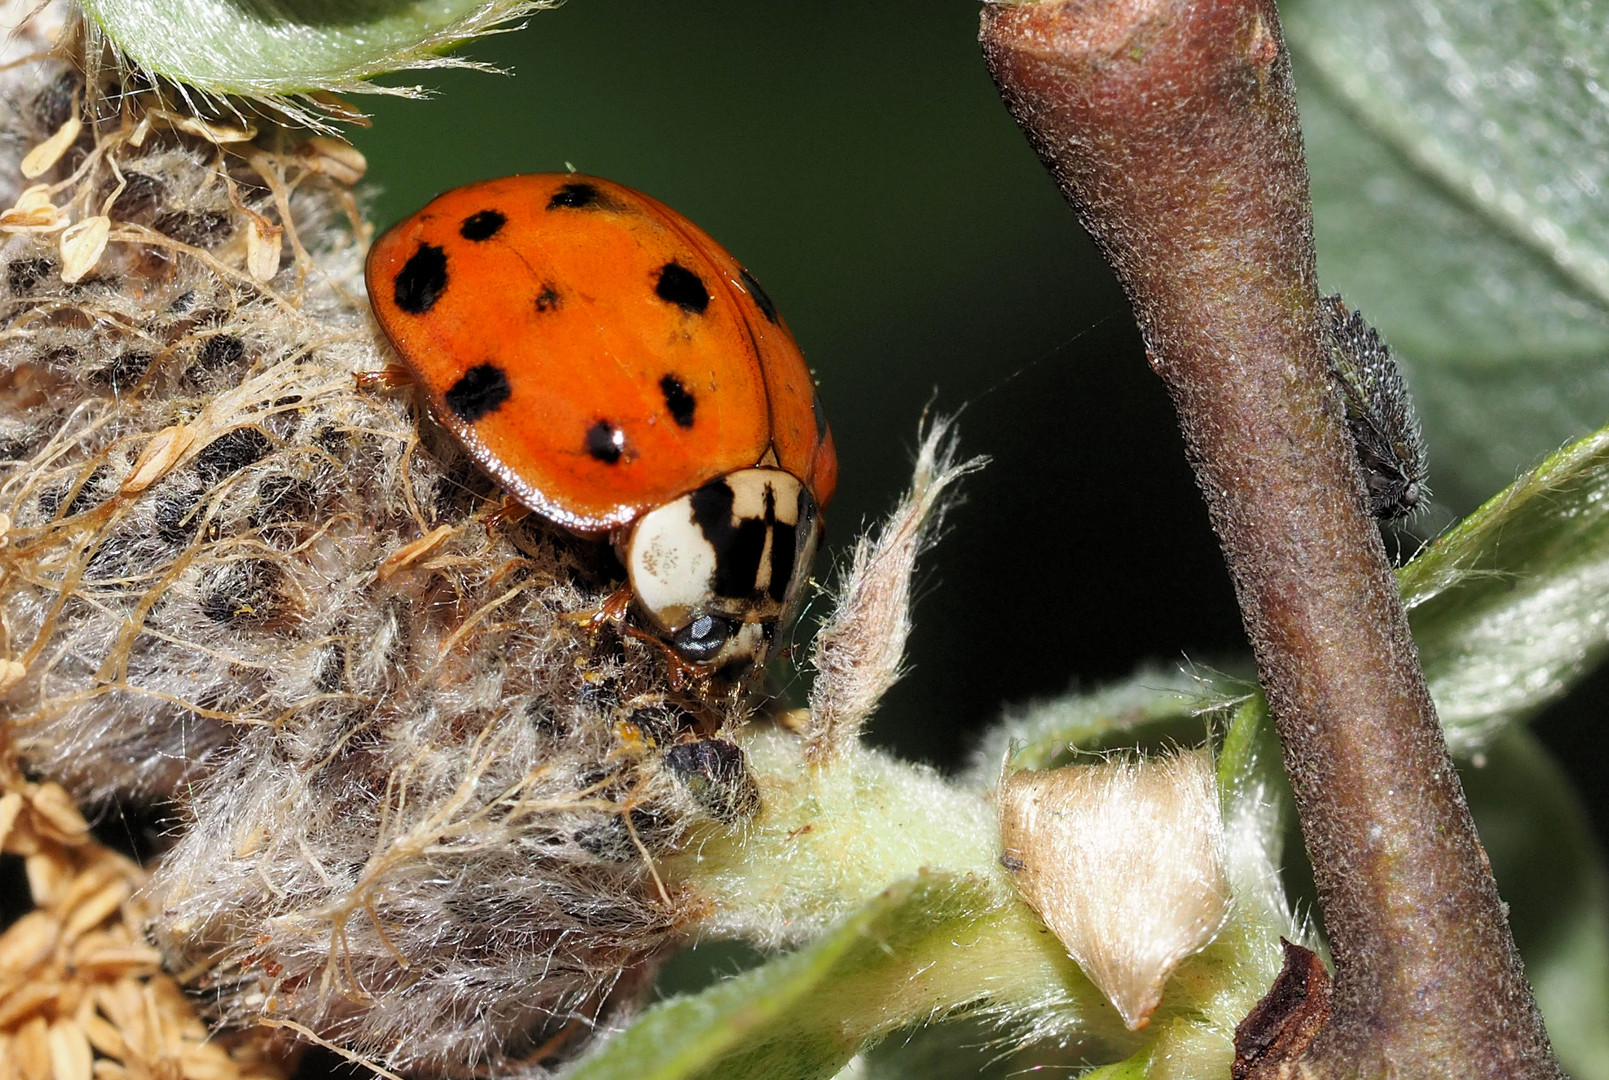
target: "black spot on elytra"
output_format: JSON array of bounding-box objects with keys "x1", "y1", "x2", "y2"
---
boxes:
[
  {"x1": 586, "y1": 421, "x2": 623, "y2": 464},
  {"x1": 194, "y1": 428, "x2": 271, "y2": 484},
  {"x1": 443, "y1": 364, "x2": 511, "y2": 423},
  {"x1": 660, "y1": 375, "x2": 696, "y2": 428},
  {"x1": 812, "y1": 392, "x2": 828, "y2": 441},
  {"x1": 738, "y1": 267, "x2": 779, "y2": 324},
  {"x1": 393, "y1": 242, "x2": 448, "y2": 315},
  {"x1": 459, "y1": 210, "x2": 505, "y2": 241},
  {"x1": 8, "y1": 257, "x2": 55, "y2": 295},
  {"x1": 194, "y1": 334, "x2": 246, "y2": 373},
  {"x1": 656, "y1": 262, "x2": 710, "y2": 314},
  {"x1": 547, "y1": 183, "x2": 600, "y2": 210},
  {"x1": 535, "y1": 284, "x2": 562, "y2": 313}
]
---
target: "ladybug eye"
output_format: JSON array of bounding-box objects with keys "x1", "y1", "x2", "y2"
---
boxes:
[{"x1": 671, "y1": 614, "x2": 734, "y2": 663}]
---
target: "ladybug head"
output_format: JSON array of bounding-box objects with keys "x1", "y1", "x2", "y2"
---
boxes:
[{"x1": 620, "y1": 468, "x2": 821, "y2": 675}]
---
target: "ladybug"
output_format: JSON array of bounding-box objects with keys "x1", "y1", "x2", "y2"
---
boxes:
[{"x1": 365, "y1": 174, "x2": 837, "y2": 674}]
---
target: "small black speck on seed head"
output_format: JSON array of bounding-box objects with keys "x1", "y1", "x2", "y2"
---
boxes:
[
  {"x1": 195, "y1": 334, "x2": 246, "y2": 373},
  {"x1": 459, "y1": 210, "x2": 506, "y2": 241},
  {"x1": 393, "y1": 242, "x2": 449, "y2": 315},
  {"x1": 656, "y1": 261, "x2": 709, "y2": 314},
  {"x1": 109, "y1": 172, "x2": 164, "y2": 222},
  {"x1": 194, "y1": 427, "x2": 272, "y2": 484},
  {"x1": 738, "y1": 267, "x2": 779, "y2": 324},
  {"x1": 547, "y1": 183, "x2": 600, "y2": 210},
  {"x1": 199, "y1": 559, "x2": 282, "y2": 626},
  {"x1": 96, "y1": 350, "x2": 152, "y2": 392},
  {"x1": 586, "y1": 421, "x2": 623, "y2": 464},
  {"x1": 7, "y1": 257, "x2": 55, "y2": 296},
  {"x1": 153, "y1": 210, "x2": 233, "y2": 248},
  {"x1": 444, "y1": 364, "x2": 512, "y2": 423},
  {"x1": 31, "y1": 69, "x2": 81, "y2": 134},
  {"x1": 659, "y1": 374, "x2": 696, "y2": 428},
  {"x1": 535, "y1": 284, "x2": 562, "y2": 313}
]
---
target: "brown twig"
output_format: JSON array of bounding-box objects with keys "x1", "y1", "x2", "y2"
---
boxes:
[{"x1": 979, "y1": 0, "x2": 1560, "y2": 1075}]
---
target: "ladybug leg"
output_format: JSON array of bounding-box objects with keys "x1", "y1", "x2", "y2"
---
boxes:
[
  {"x1": 480, "y1": 494, "x2": 530, "y2": 527},
  {"x1": 564, "y1": 588, "x2": 709, "y2": 693},
  {"x1": 353, "y1": 363, "x2": 413, "y2": 391}
]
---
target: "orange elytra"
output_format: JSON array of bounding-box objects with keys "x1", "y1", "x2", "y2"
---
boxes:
[{"x1": 366, "y1": 174, "x2": 837, "y2": 672}]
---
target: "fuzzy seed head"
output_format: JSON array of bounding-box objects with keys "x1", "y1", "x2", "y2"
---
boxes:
[{"x1": 0, "y1": 20, "x2": 766, "y2": 1075}]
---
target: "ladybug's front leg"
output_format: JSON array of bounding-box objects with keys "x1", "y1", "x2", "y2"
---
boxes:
[{"x1": 570, "y1": 587, "x2": 706, "y2": 692}]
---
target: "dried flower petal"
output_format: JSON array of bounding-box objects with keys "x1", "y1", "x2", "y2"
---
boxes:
[
  {"x1": 121, "y1": 426, "x2": 194, "y2": 494},
  {"x1": 58, "y1": 216, "x2": 109, "y2": 284},
  {"x1": 296, "y1": 137, "x2": 366, "y2": 185},
  {"x1": 20, "y1": 116, "x2": 80, "y2": 179},
  {"x1": 1, "y1": 185, "x2": 66, "y2": 232},
  {"x1": 0, "y1": 659, "x2": 26, "y2": 695},
  {"x1": 243, "y1": 216, "x2": 282, "y2": 282},
  {"x1": 47, "y1": 1019, "x2": 93, "y2": 1080}
]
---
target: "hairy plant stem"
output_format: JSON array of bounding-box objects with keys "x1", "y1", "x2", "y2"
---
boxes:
[{"x1": 979, "y1": 1, "x2": 1560, "y2": 1075}]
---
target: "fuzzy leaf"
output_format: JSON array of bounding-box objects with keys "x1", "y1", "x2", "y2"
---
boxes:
[
  {"x1": 1400, "y1": 424, "x2": 1609, "y2": 751},
  {"x1": 1463, "y1": 730, "x2": 1609, "y2": 1079},
  {"x1": 78, "y1": 0, "x2": 550, "y2": 108},
  {"x1": 563, "y1": 873, "x2": 995, "y2": 1080},
  {"x1": 1286, "y1": 0, "x2": 1609, "y2": 509}
]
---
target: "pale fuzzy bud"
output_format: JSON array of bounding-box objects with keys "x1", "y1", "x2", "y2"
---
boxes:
[{"x1": 999, "y1": 749, "x2": 1232, "y2": 1030}]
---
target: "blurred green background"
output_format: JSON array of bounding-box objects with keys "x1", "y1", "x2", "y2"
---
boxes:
[{"x1": 352, "y1": 0, "x2": 1246, "y2": 769}]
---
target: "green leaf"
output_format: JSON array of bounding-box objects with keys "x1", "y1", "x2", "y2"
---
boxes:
[
  {"x1": 78, "y1": 0, "x2": 549, "y2": 113},
  {"x1": 964, "y1": 665, "x2": 1245, "y2": 780},
  {"x1": 563, "y1": 873, "x2": 997, "y2": 1080},
  {"x1": 1286, "y1": 0, "x2": 1609, "y2": 509},
  {"x1": 1399, "y1": 424, "x2": 1609, "y2": 750},
  {"x1": 1462, "y1": 730, "x2": 1609, "y2": 1080}
]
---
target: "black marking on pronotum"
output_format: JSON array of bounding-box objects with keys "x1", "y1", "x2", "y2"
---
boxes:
[
  {"x1": 655, "y1": 261, "x2": 710, "y2": 314},
  {"x1": 444, "y1": 364, "x2": 512, "y2": 423},
  {"x1": 660, "y1": 374, "x2": 697, "y2": 428},
  {"x1": 393, "y1": 242, "x2": 448, "y2": 314},
  {"x1": 547, "y1": 182, "x2": 600, "y2": 210},
  {"x1": 1320, "y1": 295, "x2": 1429, "y2": 522},
  {"x1": 689, "y1": 479, "x2": 778, "y2": 600},
  {"x1": 586, "y1": 421, "x2": 624, "y2": 464},
  {"x1": 738, "y1": 266, "x2": 779, "y2": 324},
  {"x1": 535, "y1": 284, "x2": 562, "y2": 313},
  {"x1": 459, "y1": 210, "x2": 506, "y2": 241}
]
